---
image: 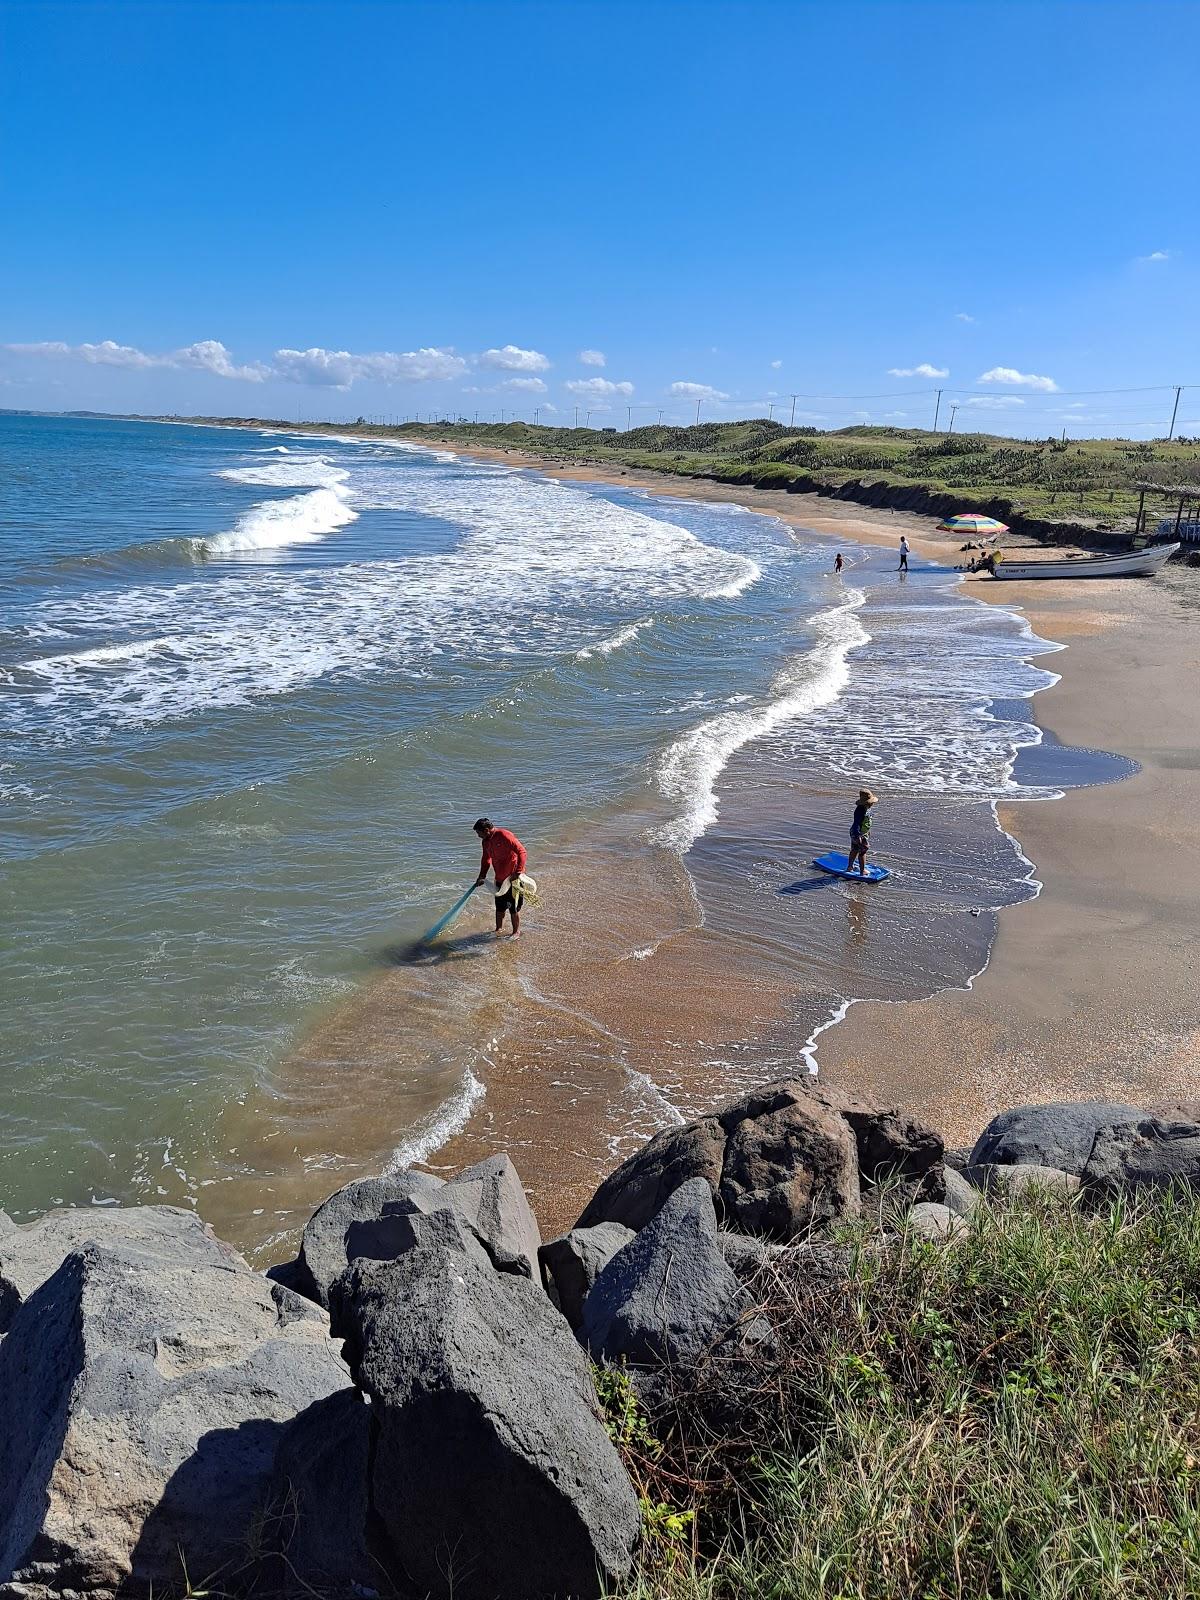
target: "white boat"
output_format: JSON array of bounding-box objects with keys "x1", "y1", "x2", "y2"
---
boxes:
[{"x1": 992, "y1": 542, "x2": 1179, "y2": 580}]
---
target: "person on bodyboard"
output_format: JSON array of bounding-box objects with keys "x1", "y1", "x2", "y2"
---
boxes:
[
  {"x1": 849, "y1": 789, "x2": 877, "y2": 877},
  {"x1": 473, "y1": 817, "x2": 530, "y2": 939}
]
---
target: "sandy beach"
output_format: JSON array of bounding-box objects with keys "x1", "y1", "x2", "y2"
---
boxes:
[{"x1": 418, "y1": 437, "x2": 1200, "y2": 1156}]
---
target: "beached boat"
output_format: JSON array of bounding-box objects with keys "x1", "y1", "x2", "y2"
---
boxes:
[{"x1": 992, "y1": 542, "x2": 1179, "y2": 580}]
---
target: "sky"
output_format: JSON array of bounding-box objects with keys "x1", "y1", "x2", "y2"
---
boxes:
[{"x1": 2, "y1": 0, "x2": 1197, "y2": 437}]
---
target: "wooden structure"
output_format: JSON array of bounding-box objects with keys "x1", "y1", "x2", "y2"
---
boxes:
[{"x1": 1134, "y1": 481, "x2": 1200, "y2": 542}]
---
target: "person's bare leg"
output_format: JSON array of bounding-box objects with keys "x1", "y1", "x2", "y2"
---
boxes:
[
  {"x1": 510, "y1": 906, "x2": 521, "y2": 939},
  {"x1": 494, "y1": 903, "x2": 505, "y2": 937}
]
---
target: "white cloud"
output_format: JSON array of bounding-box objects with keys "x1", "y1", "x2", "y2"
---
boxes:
[
  {"x1": 479, "y1": 344, "x2": 550, "y2": 372},
  {"x1": 503, "y1": 376, "x2": 547, "y2": 393},
  {"x1": 173, "y1": 340, "x2": 268, "y2": 381},
  {"x1": 977, "y1": 366, "x2": 1058, "y2": 393},
  {"x1": 5, "y1": 336, "x2": 267, "y2": 380},
  {"x1": 540, "y1": 402, "x2": 559, "y2": 413},
  {"x1": 965, "y1": 395, "x2": 1025, "y2": 409},
  {"x1": 954, "y1": 311, "x2": 976, "y2": 323},
  {"x1": 273, "y1": 346, "x2": 467, "y2": 388},
  {"x1": 770, "y1": 359, "x2": 783, "y2": 369},
  {"x1": 578, "y1": 349, "x2": 606, "y2": 367},
  {"x1": 1137, "y1": 249, "x2": 1171, "y2": 263},
  {"x1": 887, "y1": 363, "x2": 949, "y2": 378},
  {"x1": 565, "y1": 376, "x2": 634, "y2": 397},
  {"x1": 668, "y1": 381, "x2": 728, "y2": 401},
  {"x1": 883, "y1": 410, "x2": 909, "y2": 419}
]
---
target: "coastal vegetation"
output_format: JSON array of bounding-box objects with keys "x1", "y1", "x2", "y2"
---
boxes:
[
  {"x1": 218, "y1": 414, "x2": 1200, "y2": 544},
  {"x1": 614, "y1": 1186, "x2": 1200, "y2": 1600}
]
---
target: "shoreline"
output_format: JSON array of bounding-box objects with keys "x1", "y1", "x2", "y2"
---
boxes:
[{"x1": 407, "y1": 433, "x2": 1200, "y2": 1147}]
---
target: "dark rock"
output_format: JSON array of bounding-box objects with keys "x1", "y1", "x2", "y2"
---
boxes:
[
  {"x1": 715, "y1": 1230, "x2": 785, "y2": 1281},
  {"x1": 841, "y1": 1105, "x2": 943, "y2": 1185},
  {"x1": 577, "y1": 1079, "x2": 942, "y2": 1242},
  {"x1": 720, "y1": 1086, "x2": 859, "y2": 1236},
  {"x1": 295, "y1": 1156, "x2": 541, "y2": 1308},
  {"x1": 582, "y1": 1179, "x2": 745, "y2": 1368},
  {"x1": 575, "y1": 1117, "x2": 727, "y2": 1233},
  {"x1": 908, "y1": 1202, "x2": 966, "y2": 1242},
  {"x1": 943, "y1": 1146, "x2": 973, "y2": 1173},
  {"x1": 295, "y1": 1169, "x2": 448, "y2": 1308},
  {"x1": 267, "y1": 1388, "x2": 379, "y2": 1595},
  {"x1": 263, "y1": 1256, "x2": 310, "y2": 1296},
  {"x1": 941, "y1": 1166, "x2": 981, "y2": 1217},
  {"x1": 970, "y1": 1101, "x2": 1141, "y2": 1176},
  {"x1": 963, "y1": 1163, "x2": 1081, "y2": 1198},
  {"x1": 539, "y1": 1222, "x2": 635, "y2": 1328},
  {"x1": 0, "y1": 1204, "x2": 239, "y2": 1336},
  {"x1": 1082, "y1": 1115, "x2": 1200, "y2": 1193},
  {"x1": 330, "y1": 1245, "x2": 639, "y2": 1600},
  {"x1": 0, "y1": 1232, "x2": 351, "y2": 1597}
]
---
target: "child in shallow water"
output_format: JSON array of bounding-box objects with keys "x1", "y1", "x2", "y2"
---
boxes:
[{"x1": 849, "y1": 788, "x2": 877, "y2": 876}]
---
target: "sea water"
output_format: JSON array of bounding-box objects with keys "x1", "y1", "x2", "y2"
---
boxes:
[{"x1": 0, "y1": 415, "x2": 1105, "y2": 1229}]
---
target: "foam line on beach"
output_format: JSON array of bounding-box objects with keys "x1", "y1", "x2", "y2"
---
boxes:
[
  {"x1": 652, "y1": 588, "x2": 869, "y2": 853},
  {"x1": 575, "y1": 618, "x2": 654, "y2": 660},
  {"x1": 384, "y1": 1067, "x2": 486, "y2": 1173}
]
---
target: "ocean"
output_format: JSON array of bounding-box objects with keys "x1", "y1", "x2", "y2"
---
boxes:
[{"x1": 0, "y1": 415, "x2": 1119, "y2": 1252}]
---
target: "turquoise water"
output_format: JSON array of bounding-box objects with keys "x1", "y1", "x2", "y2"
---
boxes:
[{"x1": 0, "y1": 416, "x2": 1074, "y2": 1229}]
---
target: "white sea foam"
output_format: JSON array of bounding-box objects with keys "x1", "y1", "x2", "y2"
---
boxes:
[
  {"x1": 4, "y1": 448, "x2": 761, "y2": 730},
  {"x1": 384, "y1": 1066, "x2": 485, "y2": 1171},
  {"x1": 652, "y1": 590, "x2": 869, "y2": 852},
  {"x1": 203, "y1": 486, "x2": 358, "y2": 555},
  {"x1": 576, "y1": 618, "x2": 654, "y2": 660}
]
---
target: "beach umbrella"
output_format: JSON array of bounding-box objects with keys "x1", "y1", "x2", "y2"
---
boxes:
[{"x1": 936, "y1": 513, "x2": 1009, "y2": 536}]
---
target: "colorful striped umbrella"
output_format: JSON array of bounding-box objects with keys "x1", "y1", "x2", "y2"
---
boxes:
[{"x1": 936, "y1": 513, "x2": 1009, "y2": 535}]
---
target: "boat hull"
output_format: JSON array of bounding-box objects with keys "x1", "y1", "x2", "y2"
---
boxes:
[{"x1": 992, "y1": 543, "x2": 1180, "y2": 580}]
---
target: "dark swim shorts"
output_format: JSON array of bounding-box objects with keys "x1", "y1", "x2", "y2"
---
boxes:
[{"x1": 495, "y1": 888, "x2": 525, "y2": 916}]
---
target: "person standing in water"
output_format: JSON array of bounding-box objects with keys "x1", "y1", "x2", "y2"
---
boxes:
[
  {"x1": 834, "y1": 552, "x2": 844, "y2": 573},
  {"x1": 849, "y1": 789, "x2": 877, "y2": 876},
  {"x1": 473, "y1": 817, "x2": 528, "y2": 938},
  {"x1": 898, "y1": 536, "x2": 909, "y2": 571}
]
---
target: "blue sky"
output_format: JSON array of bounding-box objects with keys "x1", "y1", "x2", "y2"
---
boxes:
[{"x1": 2, "y1": 0, "x2": 1196, "y2": 436}]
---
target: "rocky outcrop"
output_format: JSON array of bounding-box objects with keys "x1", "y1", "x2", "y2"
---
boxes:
[
  {"x1": 330, "y1": 1244, "x2": 640, "y2": 1600},
  {"x1": 963, "y1": 1163, "x2": 1082, "y2": 1199},
  {"x1": 540, "y1": 1221, "x2": 635, "y2": 1328},
  {"x1": 0, "y1": 1204, "x2": 239, "y2": 1335},
  {"x1": 290, "y1": 1153, "x2": 541, "y2": 1306},
  {"x1": 577, "y1": 1078, "x2": 942, "y2": 1240},
  {"x1": 0, "y1": 1222, "x2": 350, "y2": 1598},
  {"x1": 582, "y1": 1179, "x2": 745, "y2": 1368},
  {"x1": 266, "y1": 1388, "x2": 378, "y2": 1595},
  {"x1": 970, "y1": 1101, "x2": 1141, "y2": 1176},
  {"x1": 1082, "y1": 1113, "x2": 1200, "y2": 1193}
]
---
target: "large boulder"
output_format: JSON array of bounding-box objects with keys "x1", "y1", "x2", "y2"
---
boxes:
[
  {"x1": 962, "y1": 1163, "x2": 1081, "y2": 1199},
  {"x1": 539, "y1": 1222, "x2": 635, "y2": 1328},
  {"x1": 0, "y1": 1204, "x2": 239, "y2": 1335},
  {"x1": 577, "y1": 1079, "x2": 939, "y2": 1241},
  {"x1": 581, "y1": 1179, "x2": 745, "y2": 1369},
  {"x1": 330, "y1": 1245, "x2": 640, "y2": 1600},
  {"x1": 0, "y1": 1231, "x2": 351, "y2": 1598},
  {"x1": 1082, "y1": 1114, "x2": 1200, "y2": 1193},
  {"x1": 294, "y1": 1155, "x2": 541, "y2": 1307},
  {"x1": 266, "y1": 1388, "x2": 379, "y2": 1595},
  {"x1": 970, "y1": 1101, "x2": 1141, "y2": 1176}
]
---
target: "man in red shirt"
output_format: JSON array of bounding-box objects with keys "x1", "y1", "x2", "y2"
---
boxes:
[{"x1": 473, "y1": 817, "x2": 528, "y2": 938}]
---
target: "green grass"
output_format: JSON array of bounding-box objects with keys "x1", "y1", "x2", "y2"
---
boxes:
[
  {"x1": 606, "y1": 1189, "x2": 1200, "y2": 1600},
  {"x1": 372, "y1": 418, "x2": 1200, "y2": 533}
]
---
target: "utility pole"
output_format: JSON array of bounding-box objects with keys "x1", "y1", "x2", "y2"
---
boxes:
[
  {"x1": 626, "y1": 404, "x2": 633, "y2": 429},
  {"x1": 768, "y1": 403, "x2": 776, "y2": 422},
  {"x1": 695, "y1": 398, "x2": 702, "y2": 425},
  {"x1": 932, "y1": 389, "x2": 943, "y2": 432},
  {"x1": 574, "y1": 405, "x2": 580, "y2": 428},
  {"x1": 789, "y1": 394, "x2": 798, "y2": 427},
  {"x1": 657, "y1": 408, "x2": 664, "y2": 425},
  {"x1": 534, "y1": 408, "x2": 539, "y2": 426},
  {"x1": 948, "y1": 403, "x2": 959, "y2": 434},
  {"x1": 1168, "y1": 385, "x2": 1183, "y2": 440}
]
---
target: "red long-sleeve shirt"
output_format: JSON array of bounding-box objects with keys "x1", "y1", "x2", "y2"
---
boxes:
[{"x1": 479, "y1": 827, "x2": 526, "y2": 888}]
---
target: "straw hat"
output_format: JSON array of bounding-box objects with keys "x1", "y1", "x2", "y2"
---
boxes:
[{"x1": 859, "y1": 789, "x2": 878, "y2": 805}]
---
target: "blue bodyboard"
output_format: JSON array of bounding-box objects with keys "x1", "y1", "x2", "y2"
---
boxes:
[{"x1": 813, "y1": 852, "x2": 891, "y2": 882}]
